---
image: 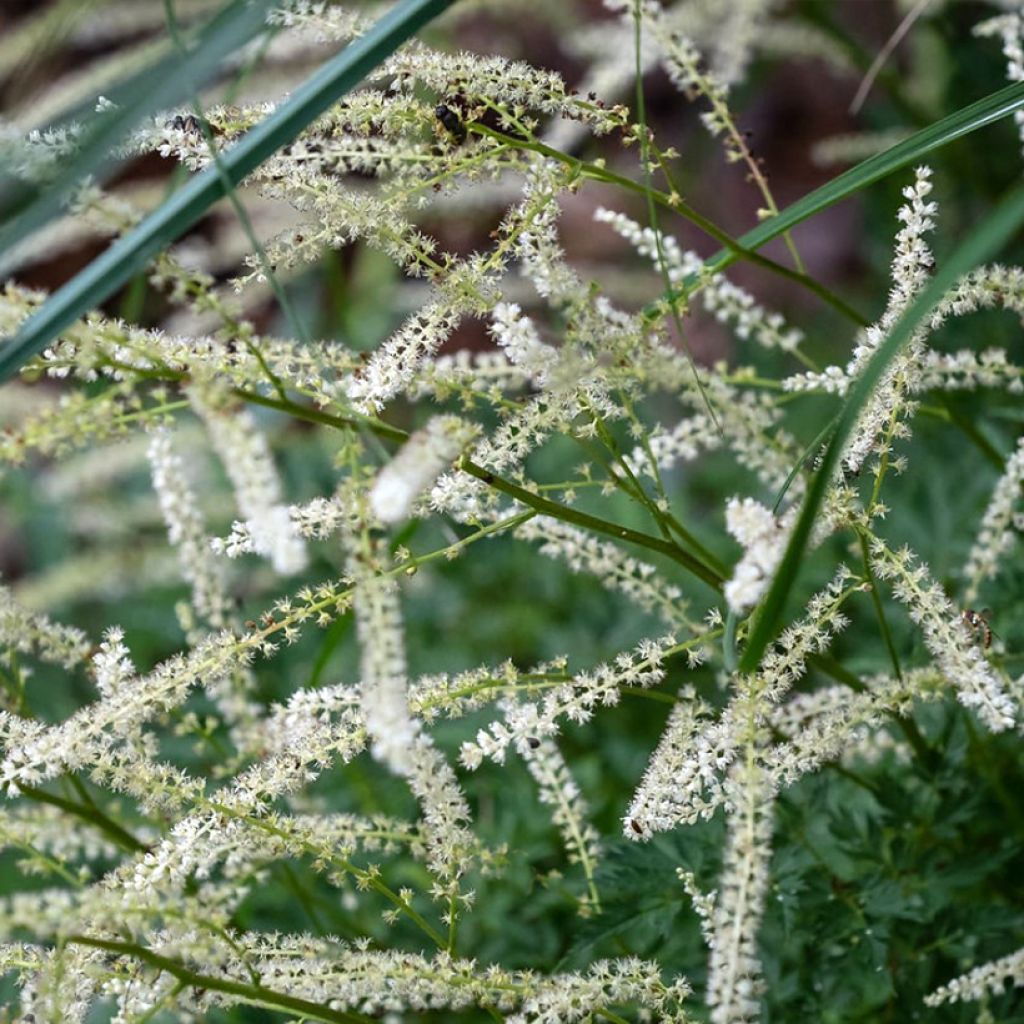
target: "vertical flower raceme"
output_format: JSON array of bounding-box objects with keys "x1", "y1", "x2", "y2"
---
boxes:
[
  {"x1": 189, "y1": 390, "x2": 307, "y2": 576},
  {"x1": 706, "y1": 758, "x2": 774, "y2": 1024},
  {"x1": 724, "y1": 497, "x2": 795, "y2": 616},
  {"x1": 354, "y1": 571, "x2": 420, "y2": 776},
  {"x1": 369, "y1": 415, "x2": 478, "y2": 525},
  {"x1": 147, "y1": 426, "x2": 231, "y2": 629},
  {"x1": 962, "y1": 434, "x2": 1024, "y2": 603},
  {"x1": 519, "y1": 733, "x2": 602, "y2": 912},
  {"x1": 347, "y1": 298, "x2": 461, "y2": 415},
  {"x1": 352, "y1": 547, "x2": 473, "y2": 884},
  {"x1": 870, "y1": 538, "x2": 1016, "y2": 732},
  {"x1": 90, "y1": 627, "x2": 135, "y2": 699}
]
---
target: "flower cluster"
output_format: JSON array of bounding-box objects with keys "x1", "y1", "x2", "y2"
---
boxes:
[{"x1": 0, "y1": 2, "x2": 1022, "y2": 1022}]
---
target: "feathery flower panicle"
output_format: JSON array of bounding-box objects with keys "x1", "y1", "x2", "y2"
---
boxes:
[
  {"x1": 90, "y1": 626, "x2": 135, "y2": 699},
  {"x1": 839, "y1": 165, "x2": 935, "y2": 474},
  {"x1": 518, "y1": 733, "x2": 602, "y2": 911},
  {"x1": 147, "y1": 426, "x2": 231, "y2": 628},
  {"x1": 190, "y1": 391, "x2": 307, "y2": 575},
  {"x1": 461, "y1": 635, "x2": 675, "y2": 769},
  {"x1": 347, "y1": 299, "x2": 462, "y2": 414},
  {"x1": 925, "y1": 944, "x2": 1024, "y2": 1008},
  {"x1": 4, "y1": 6, "x2": 1024, "y2": 1020},
  {"x1": 678, "y1": 867, "x2": 717, "y2": 949},
  {"x1": 354, "y1": 570, "x2": 420, "y2": 776},
  {"x1": 763, "y1": 670, "x2": 932, "y2": 789},
  {"x1": 626, "y1": 570, "x2": 853, "y2": 839},
  {"x1": 962, "y1": 434, "x2": 1024, "y2": 602},
  {"x1": 351, "y1": 546, "x2": 473, "y2": 883},
  {"x1": 0, "y1": 584, "x2": 91, "y2": 670},
  {"x1": 594, "y1": 207, "x2": 804, "y2": 353},
  {"x1": 870, "y1": 538, "x2": 1016, "y2": 732},
  {"x1": 625, "y1": 413, "x2": 722, "y2": 479},
  {"x1": 369, "y1": 415, "x2": 478, "y2": 525},
  {"x1": 706, "y1": 760, "x2": 774, "y2": 1024},
  {"x1": 724, "y1": 497, "x2": 795, "y2": 616},
  {"x1": 488, "y1": 302, "x2": 559, "y2": 385},
  {"x1": 625, "y1": 690, "x2": 726, "y2": 836}
]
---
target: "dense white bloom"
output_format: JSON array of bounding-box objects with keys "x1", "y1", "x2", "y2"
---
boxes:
[
  {"x1": 488, "y1": 302, "x2": 559, "y2": 385},
  {"x1": 625, "y1": 691, "x2": 727, "y2": 835},
  {"x1": 461, "y1": 636, "x2": 675, "y2": 768},
  {"x1": 352, "y1": 553, "x2": 473, "y2": 881},
  {"x1": 2, "y1": 10, "x2": 1023, "y2": 1021},
  {"x1": 839, "y1": 166, "x2": 935, "y2": 474},
  {"x1": 706, "y1": 761, "x2": 774, "y2": 1024},
  {"x1": 147, "y1": 426, "x2": 231, "y2": 627},
  {"x1": 354, "y1": 573, "x2": 420, "y2": 775},
  {"x1": 925, "y1": 944, "x2": 1024, "y2": 1007},
  {"x1": 595, "y1": 207, "x2": 803, "y2": 353},
  {"x1": 871, "y1": 539, "x2": 1016, "y2": 732},
  {"x1": 626, "y1": 571, "x2": 854, "y2": 838},
  {"x1": 724, "y1": 497, "x2": 795, "y2": 615},
  {"x1": 91, "y1": 626, "x2": 135, "y2": 699},
  {"x1": 962, "y1": 434, "x2": 1024, "y2": 601},
  {"x1": 369, "y1": 416, "x2": 477, "y2": 524},
  {"x1": 190, "y1": 392, "x2": 307, "y2": 575},
  {"x1": 347, "y1": 299, "x2": 461, "y2": 414}
]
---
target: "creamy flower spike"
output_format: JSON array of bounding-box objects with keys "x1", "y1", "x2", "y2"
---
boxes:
[{"x1": 369, "y1": 415, "x2": 477, "y2": 525}]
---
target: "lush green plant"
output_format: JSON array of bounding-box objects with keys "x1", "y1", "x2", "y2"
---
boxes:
[{"x1": 2, "y1": 1, "x2": 1024, "y2": 1021}]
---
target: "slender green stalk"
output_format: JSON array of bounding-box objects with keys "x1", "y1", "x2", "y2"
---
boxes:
[
  {"x1": 458, "y1": 457, "x2": 724, "y2": 591},
  {"x1": 66, "y1": 935, "x2": 374, "y2": 1024},
  {"x1": 856, "y1": 529, "x2": 904, "y2": 683},
  {"x1": 18, "y1": 785, "x2": 149, "y2": 854},
  {"x1": 656, "y1": 80, "x2": 1024, "y2": 317},
  {"x1": 470, "y1": 122, "x2": 865, "y2": 327}
]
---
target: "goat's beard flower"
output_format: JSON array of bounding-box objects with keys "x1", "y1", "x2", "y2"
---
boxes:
[{"x1": 724, "y1": 497, "x2": 795, "y2": 616}]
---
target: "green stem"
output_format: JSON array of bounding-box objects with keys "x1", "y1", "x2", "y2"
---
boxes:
[
  {"x1": 856, "y1": 529, "x2": 904, "y2": 684},
  {"x1": 65, "y1": 935, "x2": 373, "y2": 1024},
  {"x1": 18, "y1": 785, "x2": 149, "y2": 854},
  {"x1": 469, "y1": 123, "x2": 866, "y2": 327},
  {"x1": 458, "y1": 457, "x2": 723, "y2": 591}
]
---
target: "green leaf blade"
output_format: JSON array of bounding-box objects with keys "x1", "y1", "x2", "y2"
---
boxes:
[{"x1": 0, "y1": 0, "x2": 455, "y2": 384}]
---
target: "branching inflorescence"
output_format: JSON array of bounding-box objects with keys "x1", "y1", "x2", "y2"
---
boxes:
[{"x1": 1, "y1": 0, "x2": 1023, "y2": 1021}]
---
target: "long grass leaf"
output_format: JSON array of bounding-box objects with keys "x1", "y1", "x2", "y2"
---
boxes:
[
  {"x1": 0, "y1": 0, "x2": 272, "y2": 249},
  {"x1": 738, "y1": 177, "x2": 1024, "y2": 673},
  {"x1": 662, "y1": 79, "x2": 1024, "y2": 308},
  {"x1": 0, "y1": 0, "x2": 455, "y2": 384}
]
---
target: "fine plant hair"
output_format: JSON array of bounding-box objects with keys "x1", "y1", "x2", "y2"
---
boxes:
[{"x1": 3, "y1": 1, "x2": 1024, "y2": 1022}]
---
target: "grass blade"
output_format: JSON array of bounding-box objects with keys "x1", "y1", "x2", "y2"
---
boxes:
[
  {"x1": 738, "y1": 177, "x2": 1024, "y2": 674},
  {"x1": 663, "y1": 79, "x2": 1024, "y2": 304},
  {"x1": 0, "y1": 0, "x2": 455, "y2": 385},
  {"x1": 0, "y1": 0, "x2": 273, "y2": 250}
]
